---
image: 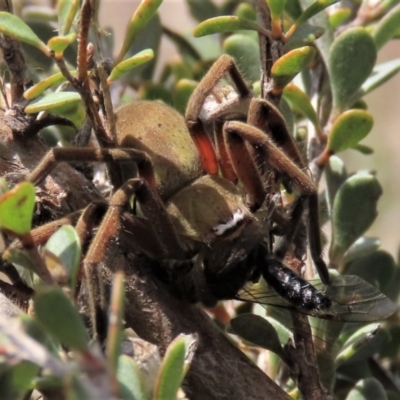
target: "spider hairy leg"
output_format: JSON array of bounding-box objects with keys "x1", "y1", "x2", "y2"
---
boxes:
[
  {"x1": 26, "y1": 147, "x2": 156, "y2": 189},
  {"x1": 82, "y1": 177, "x2": 187, "y2": 339},
  {"x1": 246, "y1": 99, "x2": 330, "y2": 284},
  {"x1": 223, "y1": 121, "x2": 331, "y2": 285},
  {"x1": 185, "y1": 55, "x2": 253, "y2": 176}
]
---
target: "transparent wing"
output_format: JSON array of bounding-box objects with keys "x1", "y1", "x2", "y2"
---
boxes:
[{"x1": 237, "y1": 274, "x2": 397, "y2": 322}]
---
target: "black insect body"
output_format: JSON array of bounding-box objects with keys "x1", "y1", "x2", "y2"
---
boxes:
[
  {"x1": 238, "y1": 251, "x2": 397, "y2": 323},
  {"x1": 262, "y1": 259, "x2": 332, "y2": 312}
]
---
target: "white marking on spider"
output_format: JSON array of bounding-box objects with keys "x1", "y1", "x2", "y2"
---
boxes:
[{"x1": 213, "y1": 209, "x2": 245, "y2": 236}]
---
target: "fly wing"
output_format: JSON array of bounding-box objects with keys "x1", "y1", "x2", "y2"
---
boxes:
[
  {"x1": 237, "y1": 274, "x2": 397, "y2": 322},
  {"x1": 321, "y1": 275, "x2": 397, "y2": 322}
]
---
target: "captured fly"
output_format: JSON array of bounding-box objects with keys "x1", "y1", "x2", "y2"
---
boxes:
[{"x1": 238, "y1": 258, "x2": 397, "y2": 322}]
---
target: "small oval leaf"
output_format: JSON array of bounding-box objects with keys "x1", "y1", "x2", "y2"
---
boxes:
[
  {"x1": 222, "y1": 34, "x2": 260, "y2": 82},
  {"x1": 25, "y1": 91, "x2": 81, "y2": 114},
  {"x1": 285, "y1": 24, "x2": 325, "y2": 50},
  {"x1": 285, "y1": 0, "x2": 339, "y2": 40},
  {"x1": 0, "y1": 12, "x2": 50, "y2": 56},
  {"x1": 173, "y1": 79, "x2": 197, "y2": 115},
  {"x1": 58, "y1": 0, "x2": 79, "y2": 35},
  {"x1": 330, "y1": 173, "x2": 382, "y2": 262},
  {"x1": 345, "y1": 378, "x2": 388, "y2": 400},
  {"x1": 372, "y1": 4, "x2": 400, "y2": 51},
  {"x1": 47, "y1": 32, "x2": 76, "y2": 53},
  {"x1": 108, "y1": 49, "x2": 154, "y2": 84},
  {"x1": 329, "y1": 8, "x2": 351, "y2": 29},
  {"x1": 117, "y1": 355, "x2": 147, "y2": 400},
  {"x1": 283, "y1": 83, "x2": 321, "y2": 133},
  {"x1": 34, "y1": 287, "x2": 89, "y2": 352},
  {"x1": 329, "y1": 27, "x2": 377, "y2": 112},
  {"x1": 347, "y1": 250, "x2": 396, "y2": 292},
  {"x1": 361, "y1": 58, "x2": 400, "y2": 97},
  {"x1": 272, "y1": 46, "x2": 316, "y2": 89},
  {"x1": 106, "y1": 271, "x2": 125, "y2": 377},
  {"x1": 45, "y1": 225, "x2": 81, "y2": 293},
  {"x1": 336, "y1": 324, "x2": 381, "y2": 366},
  {"x1": 230, "y1": 314, "x2": 286, "y2": 360},
  {"x1": 114, "y1": 0, "x2": 163, "y2": 66},
  {"x1": 194, "y1": 16, "x2": 268, "y2": 38},
  {"x1": 0, "y1": 182, "x2": 35, "y2": 235},
  {"x1": 325, "y1": 155, "x2": 347, "y2": 212},
  {"x1": 343, "y1": 237, "x2": 381, "y2": 264},
  {"x1": 24, "y1": 71, "x2": 73, "y2": 100},
  {"x1": 154, "y1": 336, "x2": 186, "y2": 400},
  {"x1": 328, "y1": 109, "x2": 373, "y2": 153}
]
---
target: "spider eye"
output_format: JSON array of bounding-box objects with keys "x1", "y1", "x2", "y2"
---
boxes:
[{"x1": 212, "y1": 209, "x2": 244, "y2": 236}]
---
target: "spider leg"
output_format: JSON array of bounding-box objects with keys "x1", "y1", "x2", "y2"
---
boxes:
[
  {"x1": 82, "y1": 178, "x2": 187, "y2": 339},
  {"x1": 214, "y1": 120, "x2": 237, "y2": 182},
  {"x1": 27, "y1": 147, "x2": 155, "y2": 190},
  {"x1": 185, "y1": 55, "x2": 252, "y2": 176},
  {"x1": 222, "y1": 125, "x2": 266, "y2": 211},
  {"x1": 223, "y1": 121, "x2": 331, "y2": 285},
  {"x1": 247, "y1": 98, "x2": 305, "y2": 168},
  {"x1": 246, "y1": 98, "x2": 330, "y2": 284}
]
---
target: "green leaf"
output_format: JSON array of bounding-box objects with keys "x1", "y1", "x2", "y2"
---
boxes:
[
  {"x1": 345, "y1": 378, "x2": 387, "y2": 400},
  {"x1": 230, "y1": 314, "x2": 286, "y2": 360},
  {"x1": 235, "y1": 3, "x2": 256, "y2": 21},
  {"x1": 329, "y1": 28, "x2": 377, "y2": 112},
  {"x1": 343, "y1": 237, "x2": 381, "y2": 265},
  {"x1": 25, "y1": 91, "x2": 81, "y2": 114},
  {"x1": 154, "y1": 336, "x2": 186, "y2": 400},
  {"x1": 106, "y1": 272, "x2": 125, "y2": 377},
  {"x1": 194, "y1": 16, "x2": 269, "y2": 37},
  {"x1": 47, "y1": 32, "x2": 76, "y2": 54},
  {"x1": 45, "y1": 225, "x2": 81, "y2": 294},
  {"x1": 0, "y1": 12, "x2": 50, "y2": 56},
  {"x1": 284, "y1": 0, "x2": 302, "y2": 20},
  {"x1": 283, "y1": 83, "x2": 321, "y2": 133},
  {"x1": 285, "y1": 0, "x2": 339, "y2": 39},
  {"x1": 186, "y1": 0, "x2": 219, "y2": 22},
  {"x1": 347, "y1": 250, "x2": 396, "y2": 292},
  {"x1": 108, "y1": 49, "x2": 154, "y2": 84},
  {"x1": 271, "y1": 46, "x2": 316, "y2": 89},
  {"x1": 23, "y1": 71, "x2": 73, "y2": 100},
  {"x1": 222, "y1": 34, "x2": 260, "y2": 82},
  {"x1": 330, "y1": 173, "x2": 382, "y2": 262},
  {"x1": 267, "y1": 0, "x2": 287, "y2": 21},
  {"x1": 117, "y1": 355, "x2": 147, "y2": 400},
  {"x1": 325, "y1": 155, "x2": 347, "y2": 213},
  {"x1": 34, "y1": 287, "x2": 89, "y2": 352},
  {"x1": 336, "y1": 324, "x2": 382, "y2": 366},
  {"x1": 361, "y1": 58, "x2": 400, "y2": 97},
  {"x1": 58, "y1": 0, "x2": 79, "y2": 35},
  {"x1": 329, "y1": 8, "x2": 351, "y2": 29},
  {"x1": 372, "y1": 4, "x2": 400, "y2": 50},
  {"x1": 285, "y1": 23, "x2": 325, "y2": 50},
  {"x1": 328, "y1": 109, "x2": 373, "y2": 153},
  {"x1": 115, "y1": 0, "x2": 163, "y2": 66},
  {"x1": 0, "y1": 182, "x2": 35, "y2": 236},
  {"x1": 173, "y1": 79, "x2": 197, "y2": 115},
  {"x1": 20, "y1": 314, "x2": 60, "y2": 357},
  {"x1": 162, "y1": 28, "x2": 202, "y2": 62},
  {"x1": 3, "y1": 248, "x2": 38, "y2": 278},
  {"x1": 351, "y1": 143, "x2": 374, "y2": 155},
  {"x1": 0, "y1": 362, "x2": 39, "y2": 400}
]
